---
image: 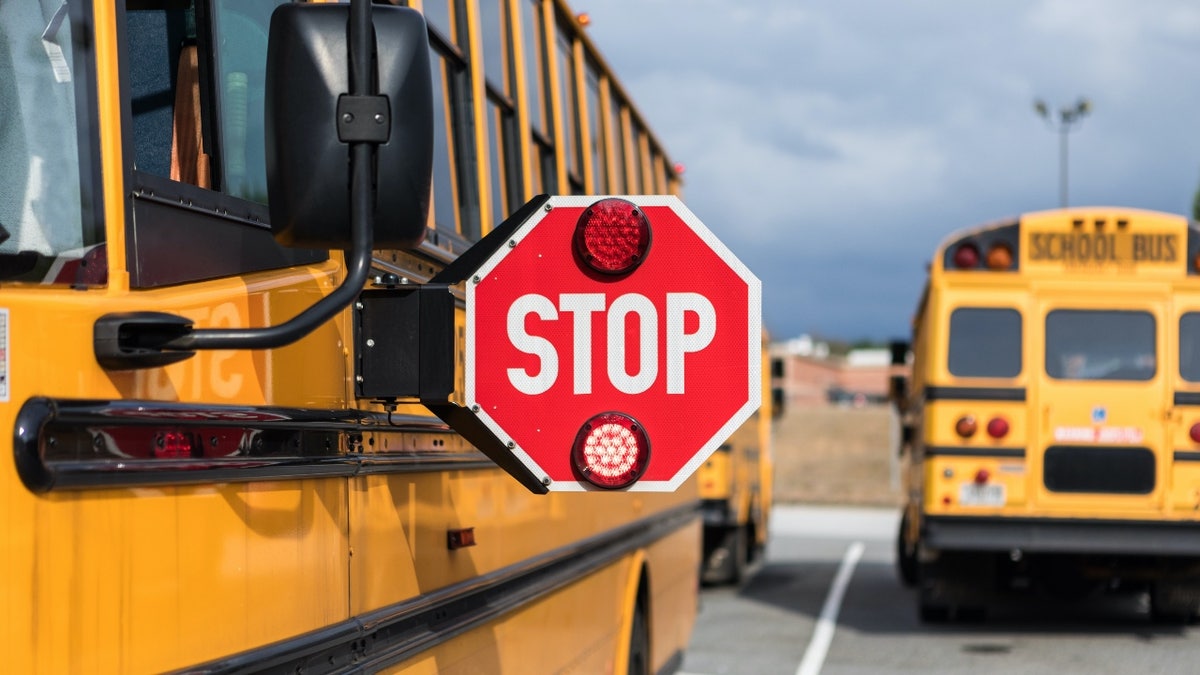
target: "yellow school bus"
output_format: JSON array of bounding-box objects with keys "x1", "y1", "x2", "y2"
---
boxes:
[
  {"x1": 699, "y1": 330, "x2": 773, "y2": 584},
  {"x1": 894, "y1": 207, "x2": 1200, "y2": 622},
  {"x1": 0, "y1": 0, "x2": 700, "y2": 671}
]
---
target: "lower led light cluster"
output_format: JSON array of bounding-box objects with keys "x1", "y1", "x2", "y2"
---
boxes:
[{"x1": 571, "y1": 412, "x2": 650, "y2": 489}]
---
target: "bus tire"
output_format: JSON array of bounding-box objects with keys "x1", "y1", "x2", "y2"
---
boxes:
[
  {"x1": 628, "y1": 597, "x2": 650, "y2": 675},
  {"x1": 1150, "y1": 582, "x2": 1200, "y2": 624},
  {"x1": 702, "y1": 525, "x2": 748, "y2": 585},
  {"x1": 896, "y1": 512, "x2": 919, "y2": 588},
  {"x1": 918, "y1": 601, "x2": 949, "y2": 623},
  {"x1": 727, "y1": 524, "x2": 749, "y2": 584}
]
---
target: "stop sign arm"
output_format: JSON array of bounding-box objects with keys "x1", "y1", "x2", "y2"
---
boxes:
[
  {"x1": 430, "y1": 195, "x2": 550, "y2": 286},
  {"x1": 424, "y1": 401, "x2": 550, "y2": 494},
  {"x1": 423, "y1": 195, "x2": 555, "y2": 494}
]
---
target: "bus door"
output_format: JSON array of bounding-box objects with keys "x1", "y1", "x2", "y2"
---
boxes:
[{"x1": 1033, "y1": 297, "x2": 1168, "y2": 515}]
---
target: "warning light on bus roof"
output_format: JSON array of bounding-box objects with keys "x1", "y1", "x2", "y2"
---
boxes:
[
  {"x1": 985, "y1": 243, "x2": 1013, "y2": 271},
  {"x1": 573, "y1": 198, "x2": 652, "y2": 275},
  {"x1": 952, "y1": 243, "x2": 980, "y2": 270},
  {"x1": 572, "y1": 412, "x2": 650, "y2": 489}
]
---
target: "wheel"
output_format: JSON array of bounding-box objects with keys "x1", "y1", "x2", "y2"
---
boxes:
[
  {"x1": 1150, "y1": 582, "x2": 1200, "y2": 624},
  {"x1": 726, "y1": 524, "x2": 749, "y2": 584},
  {"x1": 702, "y1": 525, "x2": 748, "y2": 585},
  {"x1": 627, "y1": 599, "x2": 650, "y2": 675},
  {"x1": 896, "y1": 512, "x2": 918, "y2": 588},
  {"x1": 918, "y1": 602, "x2": 949, "y2": 623}
]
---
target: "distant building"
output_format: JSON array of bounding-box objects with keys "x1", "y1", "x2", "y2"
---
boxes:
[{"x1": 769, "y1": 337, "x2": 909, "y2": 410}]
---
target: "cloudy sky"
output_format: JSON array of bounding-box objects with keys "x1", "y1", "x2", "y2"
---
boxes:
[{"x1": 577, "y1": 0, "x2": 1200, "y2": 343}]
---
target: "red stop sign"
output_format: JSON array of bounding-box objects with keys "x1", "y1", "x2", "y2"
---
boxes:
[{"x1": 466, "y1": 195, "x2": 761, "y2": 491}]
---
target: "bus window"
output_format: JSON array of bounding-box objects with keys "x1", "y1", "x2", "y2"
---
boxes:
[
  {"x1": 0, "y1": 0, "x2": 92, "y2": 272},
  {"x1": 210, "y1": 0, "x2": 279, "y2": 203},
  {"x1": 1045, "y1": 309, "x2": 1155, "y2": 381},
  {"x1": 947, "y1": 307, "x2": 1022, "y2": 378},
  {"x1": 1181, "y1": 312, "x2": 1200, "y2": 381}
]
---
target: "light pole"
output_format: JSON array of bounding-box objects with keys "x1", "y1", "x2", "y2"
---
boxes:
[{"x1": 1034, "y1": 97, "x2": 1091, "y2": 207}]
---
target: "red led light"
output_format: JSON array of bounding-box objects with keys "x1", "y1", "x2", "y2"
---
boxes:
[
  {"x1": 154, "y1": 430, "x2": 193, "y2": 459},
  {"x1": 973, "y1": 468, "x2": 990, "y2": 485},
  {"x1": 986, "y1": 417, "x2": 1010, "y2": 439},
  {"x1": 952, "y1": 243, "x2": 980, "y2": 269},
  {"x1": 955, "y1": 415, "x2": 978, "y2": 438},
  {"x1": 1190, "y1": 422, "x2": 1200, "y2": 444},
  {"x1": 573, "y1": 198, "x2": 652, "y2": 275},
  {"x1": 572, "y1": 412, "x2": 650, "y2": 489}
]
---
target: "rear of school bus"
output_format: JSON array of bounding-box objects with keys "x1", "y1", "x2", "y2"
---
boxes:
[
  {"x1": 1, "y1": 1, "x2": 698, "y2": 672},
  {"x1": 896, "y1": 207, "x2": 1200, "y2": 621},
  {"x1": 698, "y1": 331, "x2": 772, "y2": 584}
]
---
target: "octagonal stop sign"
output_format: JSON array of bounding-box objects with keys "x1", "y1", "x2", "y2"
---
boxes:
[{"x1": 438, "y1": 194, "x2": 760, "y2": 492}]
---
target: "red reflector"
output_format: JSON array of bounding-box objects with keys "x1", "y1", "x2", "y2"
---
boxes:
[
  {"x1": 155, "y1": 430, "x2": 194, "y2": 459},
  {"x1": 986, "y1": 417, "x2": 1010, "y2": 439},
  {"x1": 1190, "y1": 422, "x2": 1200, "y2": 444},
  {"x1": 572, "y1": 412, "x2": 650, "y2": 489},
  {"x1": 573, "y1": 198, "x2": 652, "y2": 275},
  {"x1": 447, "y1": 527, "x2": 476, "y2": 550},
  {"x1": 952, "y1": 243, "x2": 980, "y2": 269},
  {"x1": 973, "y1": 468, "x2": 990, "y2": 485},
  {"x1": 955, "y1": 415, "x2": 977, "y2": 438}
]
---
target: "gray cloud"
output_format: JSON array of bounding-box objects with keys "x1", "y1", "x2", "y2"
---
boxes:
[{"x1": 580, "y1": 0, "x2": 1200, "y2": 341}]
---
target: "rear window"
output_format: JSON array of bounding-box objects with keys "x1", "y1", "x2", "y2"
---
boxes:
[
  {"x1": 948, "y1": 308, "x2": 1022, "y2": 378},
  {"x1": 1180, "y1": 313, "x2": 1200, "y2": 382},
  {"x1": 1045, "y1": 310, "x2": 1155, "y2": 381}
]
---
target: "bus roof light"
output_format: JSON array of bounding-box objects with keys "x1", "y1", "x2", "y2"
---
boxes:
[
  {"x1": 573, "y1": 198, "x2": 652, "y2": 275},
  {"x1": 985, "y1": 243, "x2": 1013, "y2": 270},
  {"x1": 952, "y1": 243, "x2": 980, "y2": 269},
  {"x1": 572, "y1": 412, "x2": 650, "y2": 489}
]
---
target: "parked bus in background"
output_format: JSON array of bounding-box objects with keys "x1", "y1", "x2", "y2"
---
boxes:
[
  {"x1": 893, "y1": 207, "x2": 1200, "y2": 622},
  {"x1": 0, "y1": 0, "x2": 700, "y2": 671},
  {"x1": 699, "y1": 330, "x2": 773, "y2": 584}
]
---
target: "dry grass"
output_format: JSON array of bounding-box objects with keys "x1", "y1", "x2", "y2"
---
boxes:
[{"x1": 771, "y1": 406, "x2": 903, "y2": 507}]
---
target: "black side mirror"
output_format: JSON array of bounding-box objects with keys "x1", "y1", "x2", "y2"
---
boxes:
[
  {"x1": 94, "y1": 1, "x2": 434, "y2": 369},
  {"x1": 266, "y1": 3, "x2": 432, "y2": 249}
]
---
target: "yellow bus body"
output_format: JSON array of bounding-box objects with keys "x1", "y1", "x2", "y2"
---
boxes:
[
  {"x1": 897, "y1": 207, "x2": 1200, "y2": 621},
  {"x1": 0, "y1": 0, "x2": 699, "y2": 670},
  {"x1": 698, "y1": 331, "x2": 773, "y2": 584}
]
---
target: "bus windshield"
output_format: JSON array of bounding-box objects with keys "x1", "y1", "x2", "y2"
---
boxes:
[
  {"x1": 1045, "y1": 309, "x2": 1156, "y2": 381},
  {"x1": 0, "y1": 1, "x2": 90, "y2": 280}
]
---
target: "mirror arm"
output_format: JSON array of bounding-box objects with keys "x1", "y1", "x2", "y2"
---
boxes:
[{"x1": 161, "y1": 143, "x2": 374, "y2": 352}]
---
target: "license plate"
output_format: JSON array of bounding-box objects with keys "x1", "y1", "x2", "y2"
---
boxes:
[{"x1": 959, "y1": 482, "x2": 1005, "y2": 507}]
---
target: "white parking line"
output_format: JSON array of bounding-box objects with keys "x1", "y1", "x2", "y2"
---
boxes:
[{"x1": 795, "y1": 541, "x2": 865, "y2": 675}]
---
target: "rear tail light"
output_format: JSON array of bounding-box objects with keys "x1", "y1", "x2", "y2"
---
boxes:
[
  {"x1": 985, "y1": 243, "x2": 1013, "y2": 270},
  {"x1": 573, "y1": 198, "x2": 652, "y2": 275},
  {"x1": 572, "y1": 412, "x2": 650, "y2": 489},
  {"x1": 986, "y1": 417, "x2": 1010, "y2": 439},
  {"x1": 155, "y1": 430, "x2": 195, "y2": 459},
  {"x1": 952, "y1": 243, "x2": 980, "y2": 269},
  {"x1": 973, "y1": 468, "x2": 990, "y2": 485},
  {"x1": 955, "y1": 415, "x2": 978, "y2": 438},
  {"x1": 1190, "y1": 422, "x2": 1200, "y2": 444}
]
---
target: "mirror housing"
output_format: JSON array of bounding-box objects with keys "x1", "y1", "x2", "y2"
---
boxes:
[{"x1": 265, "y1": 3, "x2": 432, "y2": 249}]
